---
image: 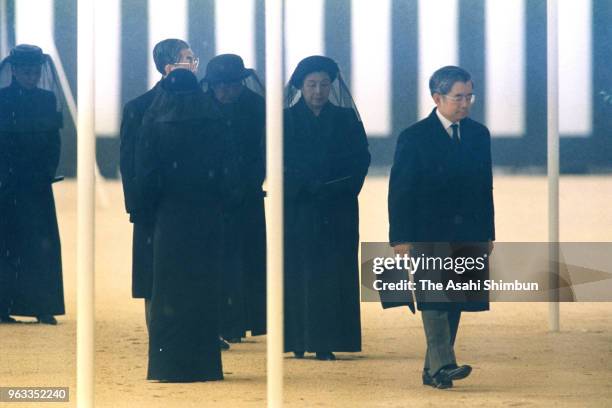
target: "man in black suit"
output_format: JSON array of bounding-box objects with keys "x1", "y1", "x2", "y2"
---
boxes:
[
  {"x1": 119, "y1": 38, "x2": 198, "y2": 330},
  {"x1": 388, "y1": 66, "x2": 495, "y2": 389}
]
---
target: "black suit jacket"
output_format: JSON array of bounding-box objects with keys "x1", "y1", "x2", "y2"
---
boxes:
[
  {"x1": 384, "y1": 109, "x2": 495, "y2": 312},
  {"x1": 119, "y1": 82, "x2": 161, "y2": 223},
  {"x1": 388, "y1": 108, "x2": 495, "y2": 244}
]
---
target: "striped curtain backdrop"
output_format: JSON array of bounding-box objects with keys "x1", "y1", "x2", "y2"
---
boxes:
[{"x1": 0, "y1": 0, "x2": 610, "y2": 176}]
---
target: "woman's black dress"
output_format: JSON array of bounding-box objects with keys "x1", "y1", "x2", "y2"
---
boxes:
[
  {"x1": 0, "y1": 81, "x2": 64, "y2": 318},
  {"x1": 283, "y1": 98, "x2": 370, "y2": 353}
]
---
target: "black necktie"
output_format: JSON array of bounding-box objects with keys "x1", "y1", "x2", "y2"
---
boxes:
[{"x1": 450, "y1": 123, "x2": 459, "y2": 144}]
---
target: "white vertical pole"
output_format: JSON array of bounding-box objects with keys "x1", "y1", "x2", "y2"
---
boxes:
[
  {"x1": 265, "y1": 0, "x2": 284, "y2": 407},
  {"x1": 77, "y1": 0, "x2": 96, "y2": 406},
  {"x1": 0, "y1": 0, "x2": 8, "y2": 58},
  {"x1": 547, "y1": 0, "x2": 560, "y2": 332}
]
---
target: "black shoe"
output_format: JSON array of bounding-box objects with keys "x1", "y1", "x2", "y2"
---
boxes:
[
  {"x1": 218, "y1": 336, "x2": 230, "y2": 350},
  {"x1": 36, "y1": 315, "x2": 57, "y2": 325},
  {"x1": 422, "y1": 369, "x2": 434, "y2": 386},
  {"x1": 315, "y1": 352, "x2": 336, "y2": 361},
  {"x1": 439, "y1": 364, "x2": 472, "y2": 381},
  {"x1": 430, "y1": 371, "x2": 453, "y2": 389},
  {"x1": 0, "y1": 315, "x2": 18, "y2": 324},
  {"x1": 293, "y1": 351, "x2": 305, "y2": 359}
]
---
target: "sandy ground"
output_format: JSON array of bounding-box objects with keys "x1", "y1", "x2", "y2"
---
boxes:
[{"x1": 1, "y1": 175, "x2": 611, "y2": 407}]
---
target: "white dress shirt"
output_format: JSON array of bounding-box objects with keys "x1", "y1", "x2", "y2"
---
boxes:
[{"x1": 435, "y1": 109, "x2": 460, "y2": 140}]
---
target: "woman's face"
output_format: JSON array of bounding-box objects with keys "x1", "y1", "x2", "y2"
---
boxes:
[
  {"x1": 301, "y1": 71, "x2": 331, "y2": 113},
  {"x1": 211, "y1": 81, "x2": 244, "y2": 104},
  {"x1": 13, "y1": 64, "x2": 42, "y2": 90}
]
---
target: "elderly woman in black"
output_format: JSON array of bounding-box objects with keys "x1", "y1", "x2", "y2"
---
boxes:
[
  {"x1": 0, "y1": 45, "x2": 64, "y2": 325},
  {"x1": 136, "y1": 68, "x2": 233, "y2": 382},
  {"x1": 201, "y1": 54, "x2": 267, "y2": 346},
  {"x1": 283, "y1": 56, "x2": 370, "y2": 360}
]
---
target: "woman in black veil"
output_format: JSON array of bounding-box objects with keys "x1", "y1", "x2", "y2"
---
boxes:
[
  {"x1": 283, "y1": 56, "x2": 371, "y2": 360},
  {"x1": 200, "y1": 54, "x2": 267, "y2": 346},
  {"x1": 136, "y1": 68, "x2": 232, "y2": 381},
  {"x1": 0, "y1": 44, "x2": 65, "y2": 325}
]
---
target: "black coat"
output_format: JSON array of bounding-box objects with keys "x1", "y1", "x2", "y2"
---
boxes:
[
  {"x1": 204, "y1": 88, "x2": 267, "y2": 338},
  {"x1": 387, "y1": 109, "x2": 495, "y2": 312},
  {"x1": 136, "y1": 84, "x2": 230, "y2": 381},
  {"x1": 119, "y1": 82, "x2": 160, "y2": 299},
  {"x1": 283, "y1": 99, "x2": 370, "y2": 352},
  {"x1": 0, "y1": 82, "x2": 64, "y2": 317}
]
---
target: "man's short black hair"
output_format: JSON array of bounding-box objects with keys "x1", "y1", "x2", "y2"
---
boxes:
[
  {"x1": 153, "y1": 39, "x2": 190, "y2": 75},
  {"x1": 429, "y1": 66, "x2": 472, "y2": 96}
]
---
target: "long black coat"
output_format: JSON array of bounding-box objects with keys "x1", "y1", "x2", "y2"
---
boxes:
[
  {"x1": 119, "y1": 82, "x2": 160, "y2": 299},
  {"x1": 283, "y1": 99, "x2": 370, "y2": 353},
  {"x1": 388, "y1": 108, "x2": 495, "y2": 312},
  {"x1": 204, "y1": 88, "x2": 267, "y2": 339},
  {"x1": 136, "y1": 84, "x2": 231, "y2": 382},
  {"x1": 0, "y1": 82, "x2": 64, "y2": 317}
]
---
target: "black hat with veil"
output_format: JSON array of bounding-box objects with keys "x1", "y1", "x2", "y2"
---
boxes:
[
  {"x1": 285, "y1": 55, "x2": 361, "y2": 121},
  {"x1": 0, "y1": 45, "x2": 64, "y2": 108},
  {"x1": 0, "y1": 44, "x2": 66, "y2": 131},
  {"x1": 200, "y1": 53, "x2": 265, "y2": 97}
]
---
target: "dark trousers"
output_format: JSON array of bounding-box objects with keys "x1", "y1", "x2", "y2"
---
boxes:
[{"x1": 422, "y1": 309, "x2": 461, "y2": 375}]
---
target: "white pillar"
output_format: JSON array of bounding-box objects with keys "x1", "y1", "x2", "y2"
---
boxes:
[
  {"x1": 0, "y1": 0, "x2": 8, "y2": 58},
  {"x1": 352, "y1": 0, "x2": 392, "y2": 136},
  {"x1": 418, "y1": 0, "x2": 458, "y2": 118},
  {"x1": 547, "y1": 0, "x2": 560, "y2": 332},
  {"x1": 215, "y1": 0, "x2": 256, "y2": 68},
  {"x1": 77, "y1": 0, "x2": 96, "y2": 406},
  {"x1": 265, "y1": 0, "x2": 284, "y2": 406}
]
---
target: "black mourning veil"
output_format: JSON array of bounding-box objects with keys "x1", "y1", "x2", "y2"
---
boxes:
[
  {"x1": 0, "y1": 45, "x2": 65, "y2": 112},
  {"x1": 0, "y1": 45, "x2": 67, "y2": 133},
  {"x1": 285, "y1": 55, "x2": 361, "y2": 121},
  {"x1": 200, "y1": 53, "x2": 265, "y2": 97}
]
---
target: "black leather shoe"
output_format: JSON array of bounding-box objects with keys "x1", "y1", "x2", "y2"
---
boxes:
[
  {"x1": 315, "y1": 352, "x2": 336, "y2": 361},
  {"x1": 218, "y1": 336, "x2": 230, "y2": 350},
  {"x1": 422, "y1": 369, "x2": 434, "y2": 386},
  {"x1": 0, "y1": 315, "x2": 18, "y2": 324},
  {"x1": 36, "y1": 315, "x2": 57, "y2": 325},
  {"x1": 293, "y1": 351, "x2": 305, "y2": 359},
  {"x1": 431, "y1": 371, "x2": 453, "y2": 389},
  {"x1": 439, "y1": 364, "x2": 472, "y2": 381}
]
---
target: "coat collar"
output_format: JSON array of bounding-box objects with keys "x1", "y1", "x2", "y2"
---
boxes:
[{"x1": 426, "y1": 108, "x2": 474, "y2": 145}]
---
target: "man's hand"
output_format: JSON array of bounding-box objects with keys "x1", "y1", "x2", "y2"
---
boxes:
[{"x1": 393, "y1": 243, "x2": 412, "y2": 256}]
